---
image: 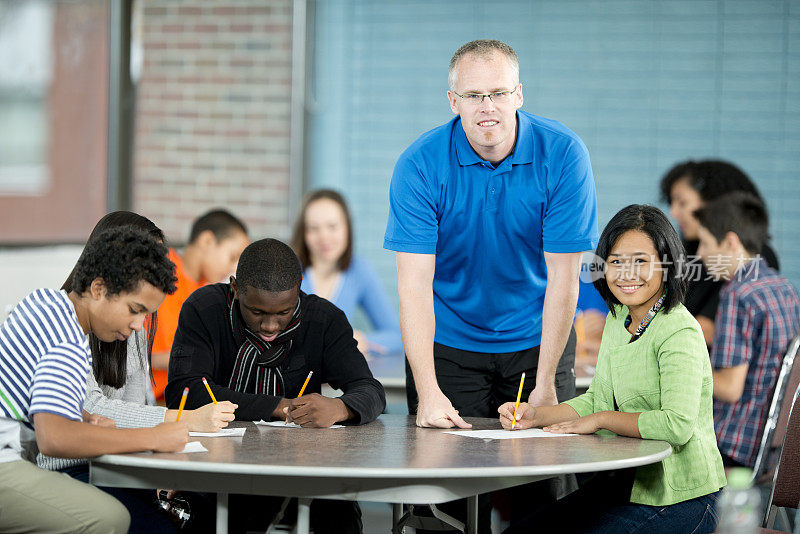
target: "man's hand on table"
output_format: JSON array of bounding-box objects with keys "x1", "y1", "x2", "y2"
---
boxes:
[
  {"x1": 283, "y1": 393, "x2": 352, "y2": 428},
  {"x1": 416, "y1": 390, "x2": 472, "y2": 429}
]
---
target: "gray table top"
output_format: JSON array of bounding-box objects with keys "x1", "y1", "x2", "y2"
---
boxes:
[{"x1": 92, "y1": 414, "x2": 671, "y2": 479}]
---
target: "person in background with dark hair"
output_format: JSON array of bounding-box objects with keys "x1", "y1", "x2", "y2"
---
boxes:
[
  {"x1": 166, "y1": 238, "x2": 385, "y2": 534},
  {"x1": 695, "y1": 192, "x2": 800, "y2": 468},
  {"x1": 151, "y1": 208, "x2": 250, "y2": 400},
  {"x1": 0, "y1": 227, "x2": 189, "y2": 534},
  {"x1": 290, "y1": 189, "x2": 402, "y2": 356},
  {"x1": 659, "y1": 159, "x2": 780, "y2": 346},
  {"x1": 37, "y1": 212, "x2": 236, "y2": 533},
  {"x1": 499, "y1": 204, "x2": 725, "y2": 533}
]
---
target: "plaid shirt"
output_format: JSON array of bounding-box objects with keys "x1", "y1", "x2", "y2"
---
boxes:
[{"x1": 711, "y1": 258, "x2": 800, "y2": 467}]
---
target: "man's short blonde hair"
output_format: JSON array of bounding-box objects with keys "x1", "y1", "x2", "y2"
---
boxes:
[{"x1": 448, "y1": 39, "x2": 520, "y2": 91}]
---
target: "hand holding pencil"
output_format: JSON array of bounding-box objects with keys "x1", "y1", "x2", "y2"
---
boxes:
[
  {"x1": 170, "y1": 380, "x2": 238, "y2": 433},
  {"x1": 497, "y1": 401, "x2": 536, "y2": 431},
  {"x1": 285, "y1": 371, "x2": 313, "y2": 425},
  {"x1": 151, "y1": 420, "x2": 189, "y2": 453},
  {"x1": 497, "y1": 372, "x2": 536, "y2": 431},
  {"x1": 186, "y1": 399, "x2": 237, "y2": 433},
  {"x1": 283, "y1": 371, "x2": 350, "y2": 427},
  {"x1": 511, "y1": 372, "x2": 525, "y2": 430}
]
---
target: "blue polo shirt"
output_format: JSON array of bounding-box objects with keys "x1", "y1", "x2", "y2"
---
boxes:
[{"x1": 384, "y1": 111, "x2": 598, "y2": 352}]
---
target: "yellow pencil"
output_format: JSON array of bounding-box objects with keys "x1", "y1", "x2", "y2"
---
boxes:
[
  {"x1": 511, "y1": 372, "x2": 526, "y2": 430},
  {"x1": 297, "y1": 371, "x2": 313, "y2": 398},
  {"x1": 202, "y1": 377, "x2": 218, "y2": 404},
  {"x1": 176, "y1": 387, "x2": 189, "y2": 421}
]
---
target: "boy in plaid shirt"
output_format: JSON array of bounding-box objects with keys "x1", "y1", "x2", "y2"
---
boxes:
[{"x1": 695, "y1": 191, "x2": 800, "y2": 467}]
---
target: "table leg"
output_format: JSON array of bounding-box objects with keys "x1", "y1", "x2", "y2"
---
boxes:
[
  {"x1": 216, "y1": 492, "x2": 228, "y2": 534},
  {"x1": 295, "y1": 498, "x2": 311, "y2": 534},
  {"x1": 467, "y1": 495, "x2": 478, "y2": 534},
  {"x1": 392, "y1": 503, "x2": 403, "y2": 532}
]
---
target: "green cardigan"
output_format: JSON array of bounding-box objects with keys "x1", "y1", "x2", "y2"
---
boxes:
[{"x1": 565, "y1": 303, "x2": 726, "y2": 506}]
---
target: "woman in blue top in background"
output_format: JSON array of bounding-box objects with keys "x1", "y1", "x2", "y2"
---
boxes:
[{"x1": 291, "y1": 189, "x2": 402, "y2": 356}]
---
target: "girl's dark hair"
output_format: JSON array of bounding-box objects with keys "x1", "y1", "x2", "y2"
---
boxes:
[
  {"x1": 290, "y1": 189, "x2": 353, "y2": 271},
  {"x1": 63, "y1": 212, "x2": 171, "y2": 389},
  {"x1": 659, "y1": 159, "x2": 764, "y2": 205},
  {"x1": 593, "y1": 205, "x2": 688, "y2": 317}
]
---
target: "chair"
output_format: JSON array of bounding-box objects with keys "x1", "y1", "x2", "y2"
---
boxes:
[
  {"x1": 752, "y1": 335, "x2": 800, "y2": 483},
  {"x1": 761, "y1": 383, "x2": 800, "y2": 530}
]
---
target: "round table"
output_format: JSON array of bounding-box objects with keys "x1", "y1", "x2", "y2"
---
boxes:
[{"x1": 90, "y1": 414, "x2": 672, "y2": 533}]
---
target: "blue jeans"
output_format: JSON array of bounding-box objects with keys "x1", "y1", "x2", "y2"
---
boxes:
[
  {"x1": 504, "y1": 468, "x2": 720, "y2": 534},
  {"x1": 583, "y1": 491, "x2": 720, "y2": 533}
]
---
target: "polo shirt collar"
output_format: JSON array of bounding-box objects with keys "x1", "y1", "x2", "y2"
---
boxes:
[{"x1": 454, "y1": 111, "x2": 534, "y2": 167}]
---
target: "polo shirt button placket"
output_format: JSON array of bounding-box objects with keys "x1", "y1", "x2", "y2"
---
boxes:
[{"x1": 487, "y1": 179, "x2": 499, "y2": 210}]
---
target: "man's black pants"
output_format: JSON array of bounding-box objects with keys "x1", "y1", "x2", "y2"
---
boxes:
[{"x1": 405, "y1": 329, "x2": 577, "y2": 534}]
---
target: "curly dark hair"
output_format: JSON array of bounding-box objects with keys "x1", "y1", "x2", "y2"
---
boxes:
[
  {"x1": 72, "y1": 226, "x2": 177, "y2": 297},
  {"x1": 659, "y1": 160, "x2": 764, "y2": 205},
  {"x1": 65, "y1": 213, "x2": 172, "y2": 389}
]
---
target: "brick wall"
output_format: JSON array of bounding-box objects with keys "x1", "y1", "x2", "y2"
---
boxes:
[
  {"x1": 133, "y1": 0, "x2": 294, "y2": 244},
  {"x1": 0, "y1": 1, "x2": 108, "y2": 243}
]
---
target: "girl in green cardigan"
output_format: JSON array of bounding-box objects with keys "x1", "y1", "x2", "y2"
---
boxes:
[{"x1": 500, "y1": 205, "x2": 726, "y2": 533}]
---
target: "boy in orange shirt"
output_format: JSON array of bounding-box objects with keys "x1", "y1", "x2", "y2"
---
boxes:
[{"x1": 151, "y1": 209, "x2": 249, "y2": 400}]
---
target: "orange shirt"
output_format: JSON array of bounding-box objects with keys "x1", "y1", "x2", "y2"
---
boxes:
[{"x1": 151, "y1": 248, "x2": 205, "y2": 400}]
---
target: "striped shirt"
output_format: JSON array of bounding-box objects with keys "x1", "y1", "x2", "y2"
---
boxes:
[
  {"x1": 0, "y1": 289, "x2": 91, "y2": 462},
  {"x1": 38, "y1": 330, "x2": 168, "y2": 472},
  {"x1": 711, "y1": 258, "x2": 800, "y2": 467}
]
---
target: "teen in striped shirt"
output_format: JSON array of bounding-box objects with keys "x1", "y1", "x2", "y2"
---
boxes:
[
  {"x1": 36, "y1": 211, "x2": 236, "y2": 534},
  {"x1": 0, "y1": 226, "x2": 188, "y2": 533}
]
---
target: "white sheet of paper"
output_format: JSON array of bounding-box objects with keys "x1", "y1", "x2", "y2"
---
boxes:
[
  {"x1": 178, "y1": 441, "x2": 208, "y2": 453},
  {"x1": 189, "y1": 427, "x2": 246, "y2": 438},
  {"x1": 443, "y1": 429, "x2": 578, "y2": 440},
  {"x1": 254, "y1": 420, "x2": 345, "y2": 429}
]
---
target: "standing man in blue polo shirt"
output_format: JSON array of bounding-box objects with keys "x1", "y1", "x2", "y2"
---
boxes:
[
  {"x1": 385, "y1": 41, "x2": 597, "y2": 530},
  {"x1": 385, "y1": 39, "x2": 598, "y2": 430}
]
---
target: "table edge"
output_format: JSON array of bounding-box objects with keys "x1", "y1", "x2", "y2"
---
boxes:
[{"x1": 91, "y1": 441, "x2": 671, "y2": 479}]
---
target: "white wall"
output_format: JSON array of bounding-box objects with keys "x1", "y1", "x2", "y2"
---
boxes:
[{"x1": 0, "y1": 245, "x2": 82, "y2": 319}]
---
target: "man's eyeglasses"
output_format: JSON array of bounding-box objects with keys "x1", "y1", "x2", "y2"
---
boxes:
[{"x1": 452, "y1": 86, "x2": 519, "y2": 105}]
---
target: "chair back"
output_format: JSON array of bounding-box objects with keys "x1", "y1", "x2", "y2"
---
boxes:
[
  {"x1": 772, "y1": 336, "x2": 800, "y2": 447},
  {"x1": 763, "y1": 384, "x2": 800, "y2": 527},
  {"x1": 751, "y1": 335, "x2": 800, "y2": 482}
]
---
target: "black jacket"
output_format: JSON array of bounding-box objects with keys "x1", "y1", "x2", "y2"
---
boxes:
[{"x1": 165, "y1": 284, "x2": 385, "y2": 424}]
